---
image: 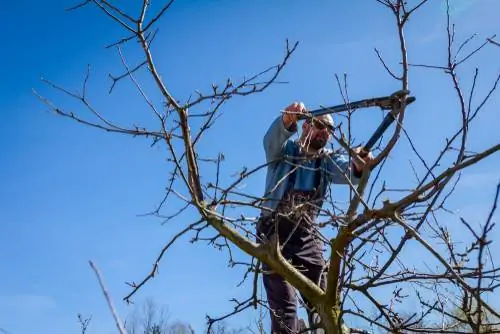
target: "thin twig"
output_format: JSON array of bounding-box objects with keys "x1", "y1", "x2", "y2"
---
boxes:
[
  {"x1": 143, "y1": 0, "x2": 175, "y2": 31},
  {"x1": 109, "y1": 60, "x2": 147, "y2": 94},
  {"x1": 374, "y1": 48, "x2": 401, "y2": 80},
  {"x1": 89, "y1": 261, "x2": 127, "y2": 334},
  {"x1": 124, "y1": 219, "x2": 206, "y2": 302},
  {"x1": 488, "y1": 38, "x2": 500, "y2": 47},
  {"x1": 66, "y1": 0, "x2": 91, "y2": 11}
]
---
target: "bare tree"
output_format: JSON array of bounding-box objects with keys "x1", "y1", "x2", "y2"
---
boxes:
[
  {"x1": 78, "y1": 296, "x2": 249, "y2": 334},
  {"x1": 122, "y1": 298, "x2": 246, "y2": 334},
  {"x1": 205, "y1": 322, "x2": 246, "y2": 334},
  {"x1": 35, "y1": 0, "x2": 500, "y2": 333},
  {"x1": 167, "y1": 322, "x2": 195, "y2": 334},
  {"x1": 124, "y1": 298, "x2": 172, "y2": 334}
]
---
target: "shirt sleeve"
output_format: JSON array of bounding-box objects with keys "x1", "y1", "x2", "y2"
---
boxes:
[
  {"x1": 263, "y1": 115, "x2": 297, "y2": 163},
  {"x1": 324, "y1": 152, "x2": 362, "y2": 185}
]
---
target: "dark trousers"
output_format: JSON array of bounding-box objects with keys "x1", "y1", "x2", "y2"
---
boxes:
[{"x1": 257, "y1": 214, "x2": 327, "y2": 333}]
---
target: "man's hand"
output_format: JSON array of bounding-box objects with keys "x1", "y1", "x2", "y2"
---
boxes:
[
  {"x1": 282, "y1": 101, "x2": 307, "y2": 129},
  {"x1": 352, "y1": 146, "x2": 375, "y2": 175}
]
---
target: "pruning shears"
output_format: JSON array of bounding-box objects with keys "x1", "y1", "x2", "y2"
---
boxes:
[{"x1": 299, "y1": 90, "x2": 416, "y2": 151}]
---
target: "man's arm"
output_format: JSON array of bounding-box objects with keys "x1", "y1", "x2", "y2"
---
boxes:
[
  {"x1": 325, "y1": 153, "x2": 362, "y2": 185},
  {"x1": 325, "y1": 147, "x2": 374, "y2": 185},
  {"x1": 263, "y1": 102, "x2": 306, "y2": 162}
]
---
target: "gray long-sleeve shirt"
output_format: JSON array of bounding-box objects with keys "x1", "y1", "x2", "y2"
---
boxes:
[{"x1": 260, "y1": 116, "x2": 361, "y2": 216}]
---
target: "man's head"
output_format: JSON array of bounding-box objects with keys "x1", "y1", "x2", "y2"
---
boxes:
[{"x1": 300, "y1": 114, "x2": 334, "y2": 151}]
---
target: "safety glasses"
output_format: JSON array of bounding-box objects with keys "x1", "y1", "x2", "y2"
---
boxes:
[{"x1": 306, "y1": 118, "x2": 332, "y2": 131}]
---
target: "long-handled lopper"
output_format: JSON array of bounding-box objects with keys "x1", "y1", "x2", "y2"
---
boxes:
[{"x1": 299, "y1": 90, "x2": 416, "y2": 151}]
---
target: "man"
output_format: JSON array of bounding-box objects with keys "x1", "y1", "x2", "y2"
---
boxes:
[{"x1": 257, "y1": 101, "x2": 374, "y2": 333}]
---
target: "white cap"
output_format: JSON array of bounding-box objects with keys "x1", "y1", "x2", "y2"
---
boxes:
[
  {"x1": 320, "y1": 114, "x2": 334, "y2": 127},
  {"x1": 310, "y1": 113, "x2": 333, "y2": 129}
]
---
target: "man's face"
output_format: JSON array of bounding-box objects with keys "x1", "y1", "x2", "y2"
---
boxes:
[{"x1": 302, "y1": 116, "x2": 331, "y2": 150}]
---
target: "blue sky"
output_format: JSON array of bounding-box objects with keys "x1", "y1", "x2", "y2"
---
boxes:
[{"x1": 1, "y1": 0, "x2": 499, "y2": 333}]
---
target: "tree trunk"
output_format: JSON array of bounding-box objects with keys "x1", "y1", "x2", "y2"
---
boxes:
[{"x1": 317, "y1": 304, "x2": 343, "y2": 334}]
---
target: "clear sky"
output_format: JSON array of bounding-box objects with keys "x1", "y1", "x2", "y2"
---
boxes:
[{"x1": 1, "y1": 0, "x2": 499, "y2": 333}]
